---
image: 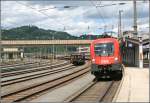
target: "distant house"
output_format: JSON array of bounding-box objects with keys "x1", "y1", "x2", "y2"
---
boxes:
[
  {"x1": 102, "y1": 31, "x2": 118, "y2": 38},
  {"x1": 123, "y1": 31, "x2": 135, "y2": 38},
  {"x1": 1, "y1": 48, "x2": 24, "y2": 60},
  {"x1": 123, "y1": 31, "x2": 149, "y2": 39}
]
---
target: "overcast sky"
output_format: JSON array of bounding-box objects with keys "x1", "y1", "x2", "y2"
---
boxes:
[{"x1": 1, "y1": 0, "x2": 149, "y2": 36}]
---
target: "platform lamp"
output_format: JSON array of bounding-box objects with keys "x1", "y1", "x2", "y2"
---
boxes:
[
  {"x1": 138, "y1": 35, "x2": 143, "y2": 68},
  {"x1": 118, "y1": 10, "x2": 123, "y2": 39},
  {"x1": 52, "y1": 32, "x2": 55, "y2": 62},
  {"x1": 39, "y1": 46, "x2": 42, "y2": 64},
  {"x1": 98, "y1": 27, "x2": 103, "y2": 38},
  {"x1": 63, "y1": 26, "x2": 68, "y2": 56},
  {"x1": 65, "y1": 36, "x2": 69, "y2": 56}
]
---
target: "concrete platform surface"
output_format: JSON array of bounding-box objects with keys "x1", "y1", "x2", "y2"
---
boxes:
[{"x1": 114, "y1": 67, "x2": 149, "y2": 102}]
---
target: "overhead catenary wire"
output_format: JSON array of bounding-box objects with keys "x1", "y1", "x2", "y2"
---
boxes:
[
  {"x1": 110, "y1": 1, "x2": 119, "y2": 32},
  {"x1": 89, "y1": 0, "x2": 122, "y2": 33},
  {"x1": 2, "y1": 1, "x2": 63, "y2": 30},
  {"x1": 89, "y1": 0, "x2": 106, "y2": 25},
  {"x1": 4, "y1": 1, "x2": 148, "y2": 36},
  {"x1": 89, "y1": 0, "x2": 109, "y2": 35},
  {"x1": 15, "y1": 1, "x2": 66, "y2": 29}
]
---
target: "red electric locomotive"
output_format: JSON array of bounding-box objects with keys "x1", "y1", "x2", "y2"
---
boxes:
[{"x1": 90, "y1": 37, "x2": 123, "y2": 80}]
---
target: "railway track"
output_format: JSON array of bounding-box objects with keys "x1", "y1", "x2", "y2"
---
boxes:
[
  {"x1": 1, "y1": 60, "x2": 42, "y2": 68},
  {"x1": 1, "y1": 63, "x2": 90, "y2": 103},
  {"x1": 1, "y1": 64, "x2": 75, "y2": 86},
  {"x1": 1, "y1": 63, "x2": 84, "y2": 97},
  {"x1": 1, "y1": 60, "x2": 58, "y2": 73},
  {"x1": 0, "y1": 60, "x2": 25, "y2": 67},
  {"x1": 65, "y1": 80, "x2": 121, "y2": 102},
  {"x1": 1, "y1": 61, "x2": 68, "y2": 78}
]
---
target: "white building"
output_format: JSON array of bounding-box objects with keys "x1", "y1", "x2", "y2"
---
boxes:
[{"x1": 1, "y1": 48, "x2": 24, "y2": 61}]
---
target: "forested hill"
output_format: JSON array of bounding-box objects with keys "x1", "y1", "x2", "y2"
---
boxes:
[
  {"x1": 1, "y1": 26, "x2": 78, "y2": 40},
  {"x1": 1, "y1": 25, "x2": 105, "y2": 40}
]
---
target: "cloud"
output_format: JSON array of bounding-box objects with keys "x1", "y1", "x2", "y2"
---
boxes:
[
  {"x1": 26, "y1": 1, "x2": 94, "y2": 7},
  {"x1": 1, "y1": 1, "x2": 149, "y2": 36},
  {"x1": 1, "y1": 1, "x2": 47, "y2": 27},
  {"x1": 84, "y1": 1, "x2": 149, "y2": 19}
]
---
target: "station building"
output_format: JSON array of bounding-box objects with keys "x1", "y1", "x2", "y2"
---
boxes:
[
  {"x1": 122, "y1": 32, "x2": 149, "y2": 67},
  {"x1": 1, "y1": 48, "x2": 24, "y2": 61}
]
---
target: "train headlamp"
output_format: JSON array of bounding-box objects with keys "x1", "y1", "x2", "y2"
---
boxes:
[
  {"x1": 92, "y1": 59, "x2": 95, "y2": 63},
  {"x1": 114, "y1": 57, "x2": 118, "y2": 61}
]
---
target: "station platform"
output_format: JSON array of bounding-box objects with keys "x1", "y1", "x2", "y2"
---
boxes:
[{"x1": 113, "y1": 67, "x2": 149, "y2": 102}]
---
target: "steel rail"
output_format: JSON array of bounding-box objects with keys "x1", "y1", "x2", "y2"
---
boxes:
[
  {"x1": 1, "y1": 60, "x2": 59, "y2": 73},
  {"x1": 1, "y1": 63, "x2": 90, "y2": 97},
  {"x1": 1, "y1": 65, "x2": 90, "y2": 103},
  {"x1": 0, "y1": 61, "x2": 35, "y2": 67},
  {"x1": 64, "y1": 81, "x2": 96, "y2": 102},
  {"x1": 2, "y1": 61, "x2": 68, "y2": 77},
  {"x1": 2, "y1": 64, "x2": 75, "y2": 86},
  {"x1": 65, "y1": 80, "x2": 121, "y2": 102},
  {"x1": 1, "y1": 60, "x2": 51, "y2": 69}
]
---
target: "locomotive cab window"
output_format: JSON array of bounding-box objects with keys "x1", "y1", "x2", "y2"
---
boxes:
[{"x1": 94, "y1": 43, "x2": 114, "y2": 56}]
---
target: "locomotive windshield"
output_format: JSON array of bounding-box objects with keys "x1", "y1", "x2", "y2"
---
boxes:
[{"x1": 94, "y1": 43, "x2": 114, "y2": 56}]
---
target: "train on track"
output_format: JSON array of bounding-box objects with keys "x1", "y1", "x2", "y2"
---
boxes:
[
  {"x1": 70, "y1": 46, "x2": 90, "y2": 65},
  {"x1": 90, "y1": 36, "x2": 123, "y2": 80},
  {"x1": 70, "y1": 53, "x2": 85, "y2": 65},
  {"x1": 76, "y1": 46, "x2": 90, "y2": 60}
]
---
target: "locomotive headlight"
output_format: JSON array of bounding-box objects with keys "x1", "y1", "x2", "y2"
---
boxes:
[
  {"x1": 114, "y1": 57, "x2": 118, "y2": 61},
  {"x1": 92, "y1": 59, "x2": 95, "y2": 63}
]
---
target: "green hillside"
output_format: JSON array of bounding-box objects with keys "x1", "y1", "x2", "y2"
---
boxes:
[
  {"x1": 1, "y1": 25, "x2": 78, "y2": 40},
  {"x1": 1, "y1": 25, "x2": 104, "y2": 40}
]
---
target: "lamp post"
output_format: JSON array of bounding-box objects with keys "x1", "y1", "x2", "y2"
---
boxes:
[
  {"x1": 104, "y1": 25, "x2": 107, "y2": 34},
  {"x1": 133, "y1": 0, "x2": 138, "y2": 36},
  {"x1": 118, "y1": 10, "x2": 123, "y2": 38},
  {"x1": 52, "y1": 32, "x2": 55, "y2": 62},
  {"x1": 111, "y1": 25, "x2": 114, "y2": 36},
  {"x1": 40, "y1": 46, "x2": 42, "y2": 63},
  {"x1": 66, "y1": 36, "x2": 69, "y2": 56},
  {"x1": 138, "y1": 36, "x2": 143, "y2": 68},
  {"x1": 63, "y1": 26, "x2": 68, "y2": 56}
]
